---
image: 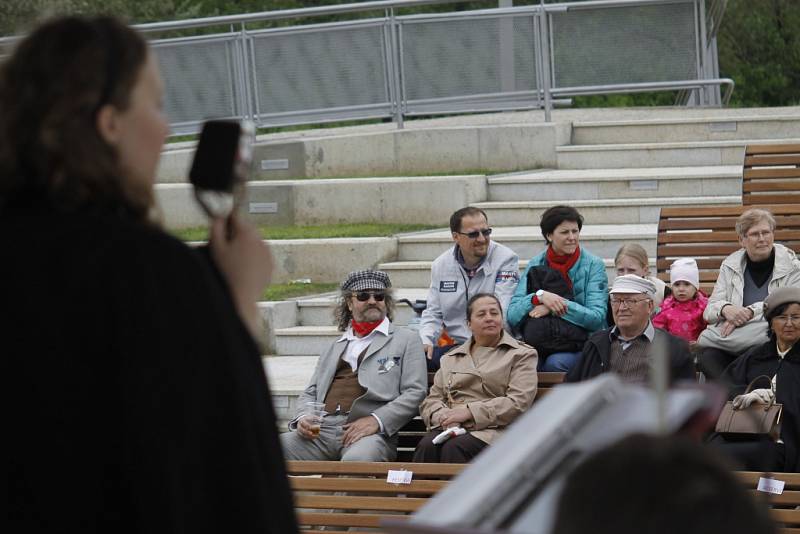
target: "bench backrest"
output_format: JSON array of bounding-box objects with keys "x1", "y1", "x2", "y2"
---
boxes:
[
  {"x1": 742, "y1": 143, "x2": 800, "y2": 206},
  {"x1": 286, "y1": 463, "x2": 799, "y2": 534},
  {"x1": 287, "y1": 460, "x2": 462, "y2": 532},
  {"x1": 656, "y1": 205, "x2": 800, "y2": 292},
  {"x1": 737, "y1": 471, "x2": 800, "y2": 532}
]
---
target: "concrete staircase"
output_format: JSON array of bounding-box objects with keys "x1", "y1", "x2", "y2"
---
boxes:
[{"x1": 189, "y1": 107, "x2": 799, "y2": 424}]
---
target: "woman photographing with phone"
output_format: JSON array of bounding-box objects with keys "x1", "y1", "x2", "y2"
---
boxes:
[{"x1": 2, "y1": 16, "x2": 297, "y2": 532}]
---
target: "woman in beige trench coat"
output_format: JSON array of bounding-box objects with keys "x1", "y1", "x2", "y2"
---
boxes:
[{"x1": 414, "y1": 293, "x2": 538, "y2": 463}]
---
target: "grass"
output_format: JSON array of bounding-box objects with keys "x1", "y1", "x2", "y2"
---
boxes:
[
  {"x1": 172, "y1": 222, "x2": 440, "y2": 242},
  {"x1": 262, "y1": 282, "x2": 338, "y2": 301}
]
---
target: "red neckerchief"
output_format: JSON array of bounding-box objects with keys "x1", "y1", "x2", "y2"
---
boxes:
[
  {"x1": 351, "y1": 319, "x2": 382, "y2": 337},
  {"x1": 546, "y1": 244, "x2": 581, "y2": 289}
]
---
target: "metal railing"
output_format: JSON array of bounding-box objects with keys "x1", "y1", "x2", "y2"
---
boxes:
[{"x1": 2, "y1": 0, "x2": 732, "y2": 132}]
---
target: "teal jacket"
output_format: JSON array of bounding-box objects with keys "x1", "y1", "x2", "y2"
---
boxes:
[{"x1": 507, "y1": 248, "x2": 608, "y2": 333}]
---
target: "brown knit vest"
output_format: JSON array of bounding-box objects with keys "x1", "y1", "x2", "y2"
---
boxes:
[
  {"x1": 609, "y1": 337, "x2": 650, "y2": 384},
  {"x1": 323, "y1": 347, "x2": 368, "y2": 414}
]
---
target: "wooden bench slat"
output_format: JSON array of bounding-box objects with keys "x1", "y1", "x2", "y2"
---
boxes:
[
  {"x1": 657, "y1": 244, "x2": 743, "y2": 256},
  {"x1": 660, "y1": 205, "x2": 799, "y2": 217},
  {"x1": 744, "y1": 155, "x2": 800, "y2": 166},
  {"x1": 295, "y1": 494, "x2": 426, "y2": 512},
  {"x1": 745, "y1": 143, "x2": 800, "y2": 155},
  {"x1": 744, "y1": 194, "x2": 800, "y2": 206},
  {"x1": 658, "y1": 230, "x2": 800, "y2": 244},
  {"x1": 744, "y1": 168, "x2": 800, "y2": 179},
  {"x1": 750, "y1": 490, "x2": 800, "y2": 507},
  {"x1": 656, "y1": 258, "x2": 725, "y2": 270},
  {"x1": 771, "y1": 509, "x2": 800, "y2": 526},
  {"x1": 297, "y1": 511, "x2": 396, "y2": 528},
  {"x1": 744, "y1": 181, "x2": 800, "y2": 192},
  {"x1": 290, "y1": 477, "x2": 449, "y2": 494},
  {"x1": 737, "y1": 471, "x2": 800, "y2": 490},
  {"x1": 288, "y1": 460, "x2": 463, "y2": 477}
]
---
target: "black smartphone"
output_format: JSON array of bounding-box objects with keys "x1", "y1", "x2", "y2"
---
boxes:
[{"x1": 189, "y1": 119, "x2": 255, "y2": 221}]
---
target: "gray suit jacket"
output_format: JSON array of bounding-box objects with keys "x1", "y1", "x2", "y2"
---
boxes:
[{"x1": 293, "y1": 323, "x2": 427, "y2": 436}]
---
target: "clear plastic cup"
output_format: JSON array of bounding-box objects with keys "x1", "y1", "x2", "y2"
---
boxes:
[{"x1": 304, "y1": 402, "x2": 326, "y2": 437}]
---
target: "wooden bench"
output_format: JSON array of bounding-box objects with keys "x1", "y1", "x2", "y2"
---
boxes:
[
  {"x1": 737, "y1": 471, "x2": 800, "y2": 533},
  {"x1": 286, "y1": 461, "x2": 799, "y2": 533},
  {"x1": 742, "y1": 143, "x2": 800, "y2": 206},
  {"x1": 287, "y1": 460, "x2": 462, "y2": 533},
  {"x1": 396, "y1": 371, "x2": 565, "y2": 461},
  {"x1": 656, "y1": 204, "x2": 800, "y2": 293}
]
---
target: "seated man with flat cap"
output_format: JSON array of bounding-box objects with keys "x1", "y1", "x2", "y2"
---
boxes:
[
  {"x1": 567, "y1": 274, "x2": 695, "y2": 384},
  {"x1": 280, "y1": 270, "x2": 427, "y2": 461}
]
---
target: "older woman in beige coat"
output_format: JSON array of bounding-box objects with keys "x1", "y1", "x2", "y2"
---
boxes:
[{"x1": 414, "y1": 293, "x2": 538, "y2": 463}]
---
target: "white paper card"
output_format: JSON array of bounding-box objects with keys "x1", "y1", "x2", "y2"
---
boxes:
[
  {"x1": 757, "y1": 477, "x2": 785, "y2": 495},
  {"x1": 387, "y1": 470, "x2": 413, "y2": 484}
]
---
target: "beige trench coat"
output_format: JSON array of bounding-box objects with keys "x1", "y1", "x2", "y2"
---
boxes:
[{"x1": 420, "y1": 331, "x2": 538, "y2": 444}]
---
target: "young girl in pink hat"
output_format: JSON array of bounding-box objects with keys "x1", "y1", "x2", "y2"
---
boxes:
[{"x1": 653, "y1": 258, "x2": 709, "y2": 344}]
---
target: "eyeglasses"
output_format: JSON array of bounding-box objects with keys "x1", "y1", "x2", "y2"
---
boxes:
[
  {"x1": 774, "y1": 315, "x2": 800, "y2": 325},
  {"x1": 355, "y1": 291, "x2": 386, "y2": 302},
  {"x1": 610, "y1": 297, "x2": 650, "y2": 308},
  {"x1": 455, "y1": 228, "x2": 492, "y2": 239},
  {"x1": 745, "y1": 229, "x2": 773, "y2": 240}
]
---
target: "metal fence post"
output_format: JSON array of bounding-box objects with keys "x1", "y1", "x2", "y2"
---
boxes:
[
  {"x1": 536, "y1": 4, "x2": 553, "y2": 122},
  {"x1": 388, "y1": 8, "x2": 404, "y2": 129}
]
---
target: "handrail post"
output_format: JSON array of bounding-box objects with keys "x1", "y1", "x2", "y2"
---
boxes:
[
  {"x1": 537, "y1": 3, "x2": 553, "y2": 122},
  {"x1": 387, "y1": 8, "x2": 404, "y2": 129}
]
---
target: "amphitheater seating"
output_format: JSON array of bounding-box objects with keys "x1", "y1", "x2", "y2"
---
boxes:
[
  {"x1": 287, "y1": 460, "x2": 461, "y2": 533},
  {"x1": 742, "y1": 143, "x2": 800, "y2": 206},
  {"x1": 287, "y1": 461, "x2": 800, "y2": 533},
  {"x1": 656, "y1": 204, "x2": 800, "y2": 293}
]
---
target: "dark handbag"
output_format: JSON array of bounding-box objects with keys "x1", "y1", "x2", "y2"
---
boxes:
[{"x1": 715, "y1": 375, "x2": 782, "y2": 440}]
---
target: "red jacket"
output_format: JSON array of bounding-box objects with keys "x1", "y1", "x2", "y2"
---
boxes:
[{"x1": 652, "y1": 291, "x2": 708, "y2": 342}]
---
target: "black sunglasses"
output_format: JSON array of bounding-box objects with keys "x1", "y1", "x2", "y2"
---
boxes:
[
  {"x1": 455, "y1": 228, "x2": 492, "y2": 239},
  {"x1": 355, "y1": 291, "x2": 386, "y2": 302}
]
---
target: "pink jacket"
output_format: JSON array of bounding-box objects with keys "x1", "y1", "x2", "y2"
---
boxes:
[{"x1": 652, "y1": 291, "x2": 709, "y2": 342}]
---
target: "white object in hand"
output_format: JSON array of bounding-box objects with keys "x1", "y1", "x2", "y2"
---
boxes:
[
  {"x1": 732, "y1": 388, "x2": 774, "y2": 409},
  {"x1": 432, "y1": 426, "x2": 467, "y2": 445}
]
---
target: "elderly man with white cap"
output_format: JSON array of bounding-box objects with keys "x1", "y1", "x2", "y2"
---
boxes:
[
  {"x1": 280, "y1": 269, "x2": 427, "y2": 462},
  {"x1": 566, "y1": 274, "x2": 695, "y2": 384}
]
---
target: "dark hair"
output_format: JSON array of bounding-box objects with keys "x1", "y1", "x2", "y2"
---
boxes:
[
  {"x1": 553, "y1": 434, "x2": 776, "y2": 534},
  {"x1": 449, "y1": 207, "x2": 488, "y2": 233},
  {"x1": 540, "y1": 205, "x2": 584, "y2": 244},
  {"x1": 765, "y1": 301, "x2": 798, "y2": 342},
  {"x1": 0, "y1": 16, "x2": 150, "y2": 219},
  {"x1": 466, "y1": 293, "x2": 502, "y2": 322},
  {"x1": 333, "y1": 290, "x2": 395, "y2": 332}
]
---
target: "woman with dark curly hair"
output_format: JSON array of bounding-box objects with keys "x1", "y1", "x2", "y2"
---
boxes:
[
  {"x1": 3, "y1": 16, "x2": 297, "y2": 532},
  {"x1": 715, "y1": 287, "x2": 800, "y2": 472}
]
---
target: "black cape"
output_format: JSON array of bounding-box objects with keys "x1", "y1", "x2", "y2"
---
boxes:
[{"x1": 5, "y1": 206, "x2": 298, "y2": 533}]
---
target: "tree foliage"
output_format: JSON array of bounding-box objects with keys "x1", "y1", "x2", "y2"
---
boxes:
[{"x1": 717, "y1": 0, "x2": 799, "y2": 106}]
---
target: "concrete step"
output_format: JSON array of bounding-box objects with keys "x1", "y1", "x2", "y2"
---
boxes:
[
  {"x1": 556, "y1": 138, "x2": 800, "y2": 169},
  {"x1": 571, "y1": 115, "x2": 800, "y2": 145},
  {"x1": 296, "y1": 287, "x2": 428, "y2": 327},
  {"x1": 155, "y1": 175, "x2": 486, "y2": 229},
  {"x1": 274, "y1": 325, "x2": 343, "y2": 357},
  {"x1": 396, "y1": 224, "x2": 656, "y2": 262},
  {"x1": 475, "y1": 195, "x2": 740, "y2": 226},
  {"x1": 263, "y1": 355, "x2": 318, "y2": 426},
  {"x1": 378, "y1": 258, "x2": 655, "y2": 288},
  {"x1": 487, "y1": 166, "x2": 741, "y2": 202}
]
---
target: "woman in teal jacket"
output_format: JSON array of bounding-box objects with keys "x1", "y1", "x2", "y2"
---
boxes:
[{"x1": 508, "y1": 205, "x2": 608, "y2": 372}]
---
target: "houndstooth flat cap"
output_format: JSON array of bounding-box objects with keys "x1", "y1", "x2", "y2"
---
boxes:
[{"x1": 341, "y1": 270, "x2": 392, "y2": 292}]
